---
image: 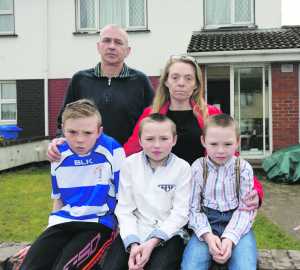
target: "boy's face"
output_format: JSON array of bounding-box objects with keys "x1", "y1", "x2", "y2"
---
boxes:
[
  {"x1": 139, "y1": 121, "x2": 177, "y2": 168},
  {"x1": 63, "y1": 115, "x2": 102, "y2": 155},
  {"x1": 201, "y1": 125, "x2": 239, "y2": 166}
]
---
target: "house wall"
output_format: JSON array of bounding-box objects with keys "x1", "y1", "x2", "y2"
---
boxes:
[
  {"x1": 0, "y1": 0, "x2": 47, "y2": 79},
  {"x1": 17, "y1": 80, "x2": 45, "y2": 138},
  {"x1": 48, "y1": 79, "x2": 70, "y2": 138},
  {"x1": 256, "y1": 0, "x2": 281, "y2": 28},
  {"x1": 0, "y1": 0, "x2": 282, "y2": 80},
  {"x1": 272, "y1": 63, "x2": 299, "y2": 150},
  {"x1": 47, "y1": 0, "x2": 205, "y2": 78}
]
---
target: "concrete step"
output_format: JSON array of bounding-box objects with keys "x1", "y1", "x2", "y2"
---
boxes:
[{"x1": 1, "y1": 243, "x2": 300, "y2": 270}]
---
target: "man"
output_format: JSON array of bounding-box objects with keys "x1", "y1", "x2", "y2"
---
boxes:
[{"x1": 49, "y1": 24, "x2": 153, "y2": 159}]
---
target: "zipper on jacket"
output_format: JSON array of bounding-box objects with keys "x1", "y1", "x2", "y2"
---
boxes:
[{"x1": 108, "y1": 78, "x2": 111, "y2": 86}]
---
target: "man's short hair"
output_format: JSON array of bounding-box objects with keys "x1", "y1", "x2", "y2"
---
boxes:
[
  {"x1": 203, "y1": 113, "x2": 240, "y2": 137},
  {"x1": 62, "y1": 99, "x2": 102, "y2": 127},
  {"x1": 138, "y1": 113, "x2": 177, "y2": 138}
]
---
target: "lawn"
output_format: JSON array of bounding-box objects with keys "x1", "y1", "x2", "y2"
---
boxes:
[{"x1": 0, "y1": 165, "x2": 300, "y2": 250}]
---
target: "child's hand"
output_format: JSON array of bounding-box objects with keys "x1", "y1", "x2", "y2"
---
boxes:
[
  {"x1": 135, "y1": 238, "x2": 160, "y2": 268},
  {"x1": 203, "y1": 232, "x2": 222, "y2": 256},
  {"x1": 128, "y1": 244, "x2": 143, "y2": 270},
  {"x1": 213, "y1": 238, "x2": 233, "y2": 264}
]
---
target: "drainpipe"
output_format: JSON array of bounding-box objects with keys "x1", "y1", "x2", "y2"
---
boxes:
[{"x1": 44, "y1": 0, "x2": 49, "y2": 137}]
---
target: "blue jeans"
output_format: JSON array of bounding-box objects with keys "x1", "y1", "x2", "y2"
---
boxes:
[{"x1": 181, "y1": 230, "x2": 257, "y2": 270}]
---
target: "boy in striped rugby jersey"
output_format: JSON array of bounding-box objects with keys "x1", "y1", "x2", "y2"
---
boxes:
[
  {"x1": 20, "y1": 99, "x2": 125, "y2": 270},
  {"x1": 181, "y1": 114, "x2": 257, "y2": 270}
]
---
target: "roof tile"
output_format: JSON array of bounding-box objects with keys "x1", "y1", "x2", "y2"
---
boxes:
[{"x1": 187, "y1": 26, "x2": 300, "y2": 53}]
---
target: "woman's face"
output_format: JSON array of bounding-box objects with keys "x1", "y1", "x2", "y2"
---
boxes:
[{"x1": 165, "y1": 61, "x2": 197, "y2": 103}]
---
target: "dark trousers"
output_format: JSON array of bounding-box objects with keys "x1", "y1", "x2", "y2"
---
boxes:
[
  {"x1": 20, "y1": 222, "x2": 113, "y2": 270},
  {"x1": 102, "y1": 234, "x2": 185, "y2": 270}
]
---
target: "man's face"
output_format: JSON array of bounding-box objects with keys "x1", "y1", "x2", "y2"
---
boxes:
[
  {"x1": 63, "y1": 115, "x2": 102, "y2": 155},
  {"x1": 97, "y1": 27, "x2": 131, "y2": 66}
]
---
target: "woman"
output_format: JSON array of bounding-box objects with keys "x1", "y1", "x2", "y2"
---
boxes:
[
  {"x1": 124, "y1": 55, "x2": 219, "y2": 165},
  {"x1": 124, "y1": 55, "x2": 263, "y2": 200}
]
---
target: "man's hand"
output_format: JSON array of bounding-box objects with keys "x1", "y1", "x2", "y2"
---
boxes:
[
  {"x1": 213, "y1": 238, "x2": 233, "y2": 264},
  {"x1": 47, "y1": 138, "x2": 65, "y2": 162},
  {"x1": 202, "y1": 232, "x2": 222, "y2": 256},
  {"x1": 241, "y1": 189, "x2": 259, "y2": 211}
]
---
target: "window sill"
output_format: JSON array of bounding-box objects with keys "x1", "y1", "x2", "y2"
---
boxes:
[
  {"x1": 73, "y1": 29, "x2": 150, "y2": 35},
  {"x1": 0, "y1": 33, "x2": 18, "y2": 38}
]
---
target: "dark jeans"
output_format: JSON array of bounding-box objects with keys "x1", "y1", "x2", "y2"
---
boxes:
[
  {"x1": 203, "y1": 207, "x2": 235, "y2": 237},
  {"x1": 20, "y1": 222, "x2": 113, "y2": 270},
  {"x1": 102, "y1": 234, "x2": 185, "y2": 270}
]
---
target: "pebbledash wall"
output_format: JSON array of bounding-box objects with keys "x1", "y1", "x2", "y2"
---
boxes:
[{"x1": 47, "y1": 65, "x2": 299, "y2": 151}]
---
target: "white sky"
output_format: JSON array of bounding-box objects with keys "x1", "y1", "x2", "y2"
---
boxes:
[{"x1": 282, "y1": 0, "x2": 300, "y2": 25}]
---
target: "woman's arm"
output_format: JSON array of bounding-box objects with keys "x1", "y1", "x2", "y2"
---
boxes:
[{"x1": 123, "y1": 107, "x2": 152, "y2": 156}]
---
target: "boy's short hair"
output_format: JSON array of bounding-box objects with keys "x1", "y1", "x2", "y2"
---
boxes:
[
  {"x1": 203, "y1": 114, "x2": 240, "y2": 137},
  {"x1": 138, "y1": 113, "x2": 177, "y2": 138},
  {"x1": 62, "y1": 99, "x2": 102, "y2": 127}
]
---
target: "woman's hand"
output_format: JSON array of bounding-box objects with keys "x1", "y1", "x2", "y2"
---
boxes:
[{"x1": 242, "y1": 189, "x2": 259, "y2": 211}]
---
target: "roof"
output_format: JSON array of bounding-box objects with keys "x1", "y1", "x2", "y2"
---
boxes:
[{"x1": 187, "y1": 26, "x2": 300, "y2": 53}]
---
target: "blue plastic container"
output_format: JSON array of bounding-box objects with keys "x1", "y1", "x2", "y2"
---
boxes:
[{"x1": 0, "y1": 125, "x2": 23, "y2": 140}]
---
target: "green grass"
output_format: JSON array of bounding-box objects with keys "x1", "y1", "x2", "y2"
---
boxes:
[
  {"x1": 0, "y1": 166, "x2": 52, "y2": 242},
  {"x1": 253, "y1": 213, "x2": 300, "y2": 250},
  {"x1": 1, "y1": 166, "x2": 300, "y2": 250}
]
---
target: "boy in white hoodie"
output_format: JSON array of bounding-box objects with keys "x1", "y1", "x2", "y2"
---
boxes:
[{"x1": 102, "y1": 113, "x2": 191, "y2": 270}]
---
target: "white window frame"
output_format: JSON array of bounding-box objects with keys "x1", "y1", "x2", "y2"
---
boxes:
[
  {"x1": 204, "y1": 0, "x2": 254, "y2": 29},
  {"x1": 0, "y1": 0, "x2": 15, "y2": 34},
  {"x1": 0, "y1": 81, "x2": 17, "y2": 124},
  {"x1": 75, "y1": 0, "x2": 147, "y2": 32}
]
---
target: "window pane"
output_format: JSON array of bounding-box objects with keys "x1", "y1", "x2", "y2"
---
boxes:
[
  {"x1": 1, "y1": 104, "x2": 16, "y2": 120},
  {"x1": 79, "y1": 0, "x2": 96, "y2": 29},
  {"x1": 206, "y1": 0, "x2": 230, "y2": 26},
  {"x1": 129, "y1": 0, "x2": 145, "y2": 27},
  {"x1": 235, "y1": 67, "x2": 265, "y2": 154},
  {"x1": 0, "y1": 15, "x2": 13, "y2": 32},
  {"x1": 1, "y1": 83, "x2": 16, "y2": 99},
  {"x1": 0, "y1": 0, "x2": 13, "y2": 11},
  {"x1": 99, "y1": 0, "x2": 126, "y2": 28},
  {"x1": 235, "y1": 0, "x2": 251, "y2": 23}
]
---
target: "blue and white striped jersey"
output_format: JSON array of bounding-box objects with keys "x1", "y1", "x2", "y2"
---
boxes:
[{"x1": 48, "y1": 133, "x2": 125, "y2": 230}]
